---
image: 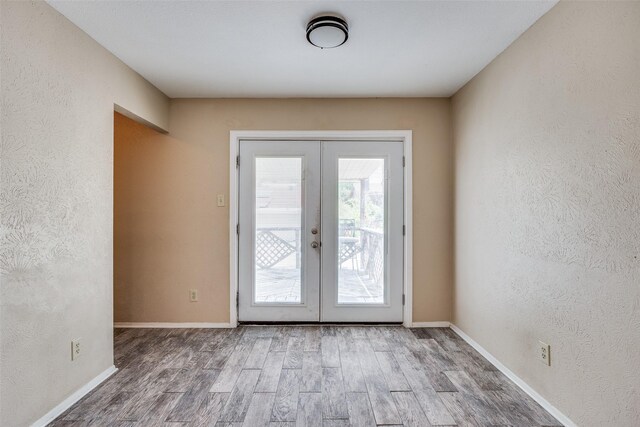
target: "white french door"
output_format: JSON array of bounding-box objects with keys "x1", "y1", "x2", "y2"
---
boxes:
[
  {"x1": 238, "y1": 141, "x2": 321, "y2": 321},
  {"x1": 321, "y1": 141, "x2": 404, "y2": 322},
  {"x1": 238, "y1": 140, "x2": 403, "y2": 322}
]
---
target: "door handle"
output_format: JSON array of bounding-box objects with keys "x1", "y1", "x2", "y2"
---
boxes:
[
  {"x1": 311, "y1": 227, "x2": 318, "y2": 235},
  {"x1": 310, "y1": 241, "x2": 319, "y2": 249}
]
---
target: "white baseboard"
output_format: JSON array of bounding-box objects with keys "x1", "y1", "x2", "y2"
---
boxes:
[
  {"x1": 449, "y1": 324, "x2": 575, "y2": 427},
  {"x1": 31, "y1": 365, "x2": 117, "y2": 427},
  {"x1": 114, "y1": 322, "x2": 234, "y2": 328},
  {"x1": 410, "y1": 321, "x2": 451, "y2": 327}
]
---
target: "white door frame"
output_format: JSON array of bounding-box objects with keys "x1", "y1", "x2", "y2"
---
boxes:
[{"x1": 229, "y1": 130, "x2": 413, "y2": 327}]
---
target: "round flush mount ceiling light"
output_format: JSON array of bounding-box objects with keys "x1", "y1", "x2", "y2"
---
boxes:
[{"x1": 306, "y1": 15, "x2": 349, "y2": 49}]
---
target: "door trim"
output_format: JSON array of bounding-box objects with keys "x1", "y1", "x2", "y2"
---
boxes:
[{"x1": 229, "y1": 130, "x2": 413, "y2": 327}]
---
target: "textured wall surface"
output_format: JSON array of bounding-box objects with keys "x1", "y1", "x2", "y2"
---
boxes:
[
  {"x1": 0, "y1": 2, "x2": 169, "y2": 425},
  {"x1": 114, "y1": 98, "x2": 454, "y2": 324},
  {"x1": 452, "y1": 2, "x2": 640, "y2": 425},
  {"x1": 115, "y1": 112, "x2": 224, "y2": 323}
]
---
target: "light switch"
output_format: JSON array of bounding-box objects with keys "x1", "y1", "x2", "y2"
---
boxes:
[{"x1": 217, "y1": 194, "x2": 225, "y2": 207}]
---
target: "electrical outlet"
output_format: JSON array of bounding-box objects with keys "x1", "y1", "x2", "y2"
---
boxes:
[
  {"x1": 71, "y1": 339, "x2": 81, "y2": 361},
  {"x1": 190, "y1": 289, "x2": 198, "y2": 302},
  {"x1": 538, "y1": 341, "x2": 551, "y2": 366},
  {"x1": 217, "y1": 194, "x2": 225, "y2": 207}
]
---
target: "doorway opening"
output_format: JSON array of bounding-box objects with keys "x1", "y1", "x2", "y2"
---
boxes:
[{"x1": 230, "y1": 131, "x2": 413, "y2": 325}]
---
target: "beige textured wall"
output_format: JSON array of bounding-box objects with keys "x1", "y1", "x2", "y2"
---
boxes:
[
  {"x1": 114, "y1": 98, "x2": 454, "y2": 324},
  {"x1": 114, "y1": 112, "x2": 223, "y2": 323},
  {"x1": 0, "y1": 2, "x2": 170, "y2": 426},
  {"x1": 452, "y1": 2, "x2": 640, "y2": 425}
]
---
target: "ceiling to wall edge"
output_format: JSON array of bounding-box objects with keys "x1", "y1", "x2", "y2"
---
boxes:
[{"x1": 50, "y1": 0, "x2": 559, "y2": 99}]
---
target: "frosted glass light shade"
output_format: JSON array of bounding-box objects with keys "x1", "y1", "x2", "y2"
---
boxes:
[{"x1": 306, "y1": 16, "x2": 348, "y2": 49}]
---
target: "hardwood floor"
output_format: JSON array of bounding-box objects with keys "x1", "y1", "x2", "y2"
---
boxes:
[{"x1": 50, "y1": 326, "x2": 562, "y2": 426}]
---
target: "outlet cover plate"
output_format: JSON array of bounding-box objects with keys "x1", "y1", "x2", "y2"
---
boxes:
[
  {"x1": 71, "y1": 339, "x2": 81, "y2": 361},
  {"x1": 538, "y1": 340, "x2": 550, "y2": 366}
]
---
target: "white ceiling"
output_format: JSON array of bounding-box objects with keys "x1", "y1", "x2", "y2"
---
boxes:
[{"x1": 48, "y1": 1, "x2": 557, "y2": 98}]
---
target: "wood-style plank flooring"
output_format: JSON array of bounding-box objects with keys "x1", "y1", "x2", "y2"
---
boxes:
[{"x1": 50, "y1": 326, "x2": 562, "y2": 426}]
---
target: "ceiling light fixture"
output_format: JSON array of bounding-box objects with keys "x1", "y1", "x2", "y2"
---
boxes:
[{"x1": 306, "y1": 15, "x2": 348, "y2": 49}]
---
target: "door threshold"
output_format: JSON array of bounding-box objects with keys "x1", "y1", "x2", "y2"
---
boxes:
[{"x1": 238, "y1": 321, "x2": 403, "y2": 326}]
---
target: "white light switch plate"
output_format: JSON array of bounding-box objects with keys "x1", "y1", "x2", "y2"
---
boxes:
[{"x1": 217, "y1": 194, "x2": 225, "y2": 207}]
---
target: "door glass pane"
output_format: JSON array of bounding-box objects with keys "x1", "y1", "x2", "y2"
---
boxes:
[
  {"x1": 254, "y1": 157, "x2": 303, "y2": 304},
  {"x1": 337, "y1": 158, "x2": 385, "y2": 304}
]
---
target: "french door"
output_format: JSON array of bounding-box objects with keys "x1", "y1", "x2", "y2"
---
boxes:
[{"x1": 238, "y1": 140, "x2": 403, "y2": 322}]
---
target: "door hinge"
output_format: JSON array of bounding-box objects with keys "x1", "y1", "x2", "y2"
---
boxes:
[
  {"x1": 236, "y1": 291, "x2": 239, "y2": 309},
  {"x1": 403, "y1": 225, "x2": 406, "y2": 236},
  {"x1": 402, "y1": 156, "x2": 405, "y2": 167},
  {"x1": 236, "y1": 155, "x2": 240, "y2": 168},
  {"x1": 236, "y1": 224, "x2": 239, "y2": 235},
  {"x1": 402, "y1": 294, "x2": 406, "y2": 306}
]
